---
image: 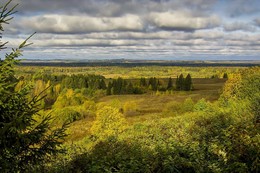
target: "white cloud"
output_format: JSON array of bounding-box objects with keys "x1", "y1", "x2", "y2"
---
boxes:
[
  {"x1": 192, "y1": 30, "x2": 224, "y2": 39},
  {"x1": 18, "y1": 14, "x2": 144, "y2": 33},
  {"x1": 224, "y1": 22, "x2": 256, "y2": 32},
  {"x1": 86, "y1": 31, "x2": 175, "y2": 40},
  {"x1": 149, "y1": 11, "x2": 221, "y2": 31}
]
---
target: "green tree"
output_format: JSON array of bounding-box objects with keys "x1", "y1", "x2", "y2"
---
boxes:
[
  {"x1": 112, "y1": 79, "x2": 119, "y2": 94},
  {"x1": 223, "y1": 73, "x2": 228, "y2": 79},
  {"x1": 194, "y1": 98, "x2": 209, "y2": 112},
  {"x1": 99, "y1": 78, "x2": 107, "y2": 90},
  {"x1": 176, "y1": 75, "x2": 180, "y2": 90},
  {"x1": 61, "y1": 76, "x2": 73, "y2": 89},
  {"x1": 126, "y1": 82, "x2": 134, "y2": 94},
  {"x1": 106, "y1": 81, "x2": 112, "y2": 95},
  {"x1": 148, "y1": 77, "x2": 158, "y2": 91},
  {"x1": 0, "y1": 1, "x2": 67, "y2": 171},
  {"x1": 184, "y1": 73, "x2": 192, "y2": 91},
  {"x1": 179, "y1": 74, "x2": 184, "y2": 90},
  {"x1": 78, "y1": 77, "x2": 87, "y2": 88},
  {"x1": 140, "y1": 77, "x2": 147, "y2": 87},
  {"x1": 167, "y1": 77, "x2": 173, "y2": 90}
]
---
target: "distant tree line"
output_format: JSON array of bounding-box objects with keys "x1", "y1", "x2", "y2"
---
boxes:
[
  {"x1": 211, "y1": 73, "x2": 228, "y2": 79},
  {"x1": 106, "y1": 78, "x2": 143, "y2": 95},
  {"x1": 61, "y1": 74, "x2": 106, "y2": 90},
  {"x1": 148, "y1": 77, "x2": 161, "y2": 91},
  {"x1": 106, "y1": 74, "x2": 193, "y2": 95},
  {"x1": 29, "y1": 73, "x2": 194, "y2": 97},
  {"x1": 32, "y1": 73, "x2": 106, "y2": 89},
  {"x1": 176, "y1": 74, "x2": 193, "y2": 91}
]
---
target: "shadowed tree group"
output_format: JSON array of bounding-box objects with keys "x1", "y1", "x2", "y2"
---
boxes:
[{"x1": 176, "y1": 74, "x2": 193, "y2": 91}]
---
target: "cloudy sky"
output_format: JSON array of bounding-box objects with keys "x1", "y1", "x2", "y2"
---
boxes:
[{"x1": 2, "y1": 0, "x2": 260, "y2": 60}]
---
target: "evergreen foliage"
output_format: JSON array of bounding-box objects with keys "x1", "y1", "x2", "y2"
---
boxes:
[
  {"x1": 148, "y1": 77, "x2": 160, "y2": 91},
  {"x1": 106, "y1": 77, "x2": 142, "y2": 95},
  {"x1": 99, "y1": 78, "x2": 107, "y2": 90},
  {"x1": 167, "y1": 77, "x2": 173, "y2": 90},
  {"x1": 60, "y1": 74, "x2": 105, "y2": 90},
  {"x1": 106, "y1": 81, "x2": 112, "y2": 95},
  {"x1": 184, "y1": 73, "x2": 193, "y2": 91},
  {"x1": 223, "y1": 73, "x2": 228, "y2": 79},
  {"x1": 176, "y1": 74, "x2": 193, "y2": 91},
  {"x1": 126, "y1": 82, "x2": 134, "y2": 94},
  {"x1": 179, "y1": 74, "x2": 185, "y2": 90},
  {"x1": 140, "y1": 77, "x2": 147, "y2": 87},
  {"x1": 0, "y1": 1, "x2": 67, "y2": 171},
  {"x1": 176, "y1": 75, "x2": 180, "y2": 90}
]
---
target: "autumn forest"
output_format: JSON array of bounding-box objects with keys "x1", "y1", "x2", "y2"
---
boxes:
[{"x1": 1, "y1": 1, "x2": 260, "y2": 173}]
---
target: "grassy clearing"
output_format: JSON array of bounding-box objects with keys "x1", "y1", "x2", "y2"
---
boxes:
[
  {"x1": 99, "y1": 78, "x2": 225, "y2": 110},
  {"x1": 65, "y1": 78, "x2": 226, "y2": 142},
  {"x1": 66, "y1": 117, "x2": 94, "y2": 142}
]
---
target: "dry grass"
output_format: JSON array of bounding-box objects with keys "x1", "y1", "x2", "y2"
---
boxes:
[
  {"x1": 66, "y1": 78, "x2": 226, "y2": 142},
  {"x1": 65, "y1": 117, "x2": 94, "y2": 142},
  {"x1": 94, "y1": 77, "x2": 225, "y2": 133},
  {"x1": 98, "y1": 78, "x2": 225, "y2": 111}
]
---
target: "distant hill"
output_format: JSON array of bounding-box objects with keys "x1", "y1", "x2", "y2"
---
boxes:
[{"x1": 19, "y1": 59, "x2": 260, "y2": 67}]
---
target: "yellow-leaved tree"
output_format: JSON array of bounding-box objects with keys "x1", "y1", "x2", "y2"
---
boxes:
[
  {"x1": 91, "y1": 106, "x2": 127, "y2": 140},
  {"x1": 221, "y1": 73, "x2": 242, "y2": 99},
  {"x1": 123, "y1": 101, "x2": 138, "y2": 116}
]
